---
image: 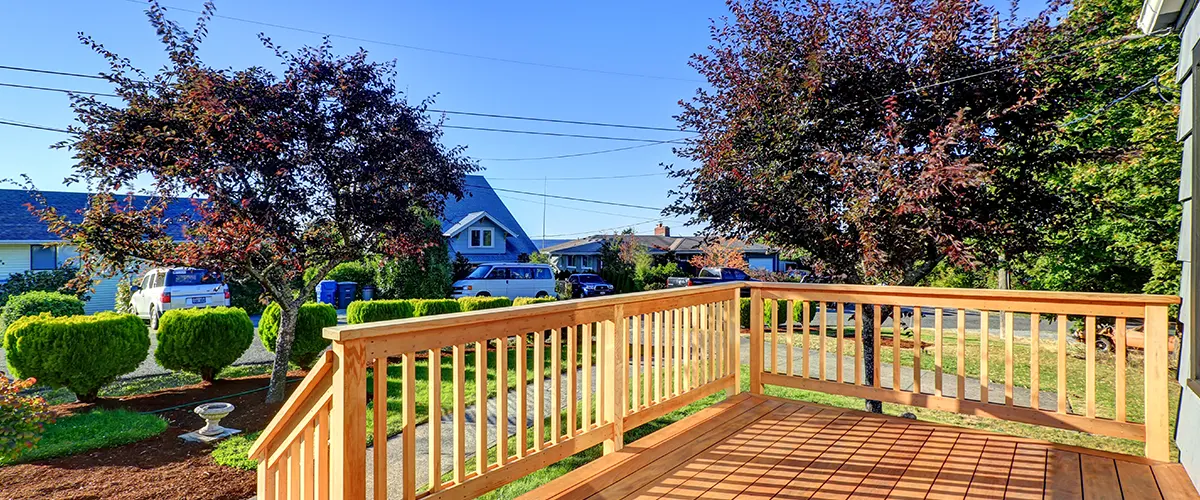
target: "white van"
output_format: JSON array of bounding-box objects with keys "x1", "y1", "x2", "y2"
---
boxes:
[
  {"x1": 451, "y1": 263, "x2": 555, "y2": 299},
  {"x1": 130, "y1": 267, "x2": 230, "y2": 329}
]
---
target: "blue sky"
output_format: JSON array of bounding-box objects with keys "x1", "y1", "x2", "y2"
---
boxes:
[{"x1": 0, "y1": 0, "x2": 1046, "y2": 242}]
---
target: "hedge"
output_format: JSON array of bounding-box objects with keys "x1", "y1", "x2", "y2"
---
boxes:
[
  {"x1": 3, "y1": 312, "x2": 149, "y2": 402},
  {"x1": 738, "y1": 298, "x2": 811, "y2": 329},
  {"x1": 457, "y1": 296, "x2": 513, "y2": 312},
  {"x1": 514, "y1": 297, "x2": 558, "y2": 306},
  {"x1": 259, "y1": 302, "x2": 337, "y2": 368},
  {"x1": 154, "y1": 307, "x2": 254, "y2": 382},
  {"x1": 412, "y1": 299, "x2": 461, "y2": 317},
  {"x1": 1, "y1": 291, "x2": 85, "y2": 333},
  {"x1": 346, "y1": 299, "x2": 415, "y2": 324}
]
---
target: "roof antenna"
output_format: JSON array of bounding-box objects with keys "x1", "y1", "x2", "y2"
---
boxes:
[{"x1": 541, "y1": 176, "x2": 547, "y2": 250}]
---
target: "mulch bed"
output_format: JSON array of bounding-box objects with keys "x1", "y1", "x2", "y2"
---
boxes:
[{"x1": 0, "y1": 371, "x2": 304, "y2": 500}]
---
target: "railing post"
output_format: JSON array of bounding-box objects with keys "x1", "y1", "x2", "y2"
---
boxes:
[
  {"x1": 749, "y1": 287, "x2": 764, "y2": 394},
  {"x1": 729, "y1": 289, "x2": 742, "y2": 396},
  {"x1": 1144, "y1": 304, "x2": 1170, "y2": 462},
  {"x1": 330, "y1": 340, "x2": 367, "y2": 499},
  {"x1": 603, "y1": 304, "x2": 626, "y2": 454}
]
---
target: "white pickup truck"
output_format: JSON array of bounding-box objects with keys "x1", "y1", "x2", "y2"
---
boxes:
[{"x1": 130, "y1": 267, "x2": 230, "y2": 329}]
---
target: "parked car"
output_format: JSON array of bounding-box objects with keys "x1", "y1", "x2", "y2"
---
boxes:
[
  {"x1": 451, "y1": 263, "x2": 555, "y2": 299},
  {"x1": 131, "y1": 267, "x2": 230, "y2": 329},
  {"x1": 666, "y1": 266, "x2": 757, "y2": 288},
  {"x1": 567, "y1": 273, "x2": 613, "y2": 299}
]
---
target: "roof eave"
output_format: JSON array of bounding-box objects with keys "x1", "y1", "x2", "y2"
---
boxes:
[{"x1": 1140, "y1": 0, "x2": 1185, "y2": 33}]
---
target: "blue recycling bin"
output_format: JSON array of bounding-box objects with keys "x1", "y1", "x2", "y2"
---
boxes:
[
  {"x1": 336, "y1": 282, "x2": 358, "y2": 309},
  {"x1": 316, "y1": 280, "x2": 338, "y2": 305}
]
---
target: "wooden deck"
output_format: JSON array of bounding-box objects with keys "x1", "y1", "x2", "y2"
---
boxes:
[{"x1": 524, "y1": 394, "x2": 1198, "y2": 500}]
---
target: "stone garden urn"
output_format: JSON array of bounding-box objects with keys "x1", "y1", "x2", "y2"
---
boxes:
[{"x1": 194, "y1": 402, "x2": 235, "y2": 436}]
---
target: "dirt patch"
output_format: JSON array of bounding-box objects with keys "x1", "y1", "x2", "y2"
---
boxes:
[
  {"x1": 0, "y1": 371, "x2": 303, "y2": 500},
  {"x1": 880, "y1": 337, "x2": 933, "y2": 350}
]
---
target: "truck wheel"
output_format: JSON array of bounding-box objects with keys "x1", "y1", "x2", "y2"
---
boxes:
[
  {"x1": 149, "y1": 306, "x2": 160, "y2": 330},
  {"x1": 1096, "y1": 336, "x2": 1115, "y2": 353},
  {"x1": 536, "y1": 291, "x2": 549, "y2": 298},
  {"x1": 476, "y1": 292, "x2": 491, "y2": 297}
]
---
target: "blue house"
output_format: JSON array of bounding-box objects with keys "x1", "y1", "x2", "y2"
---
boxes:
[{"x1": 441, "y1": 176, "x2": 538, "y2": 263}]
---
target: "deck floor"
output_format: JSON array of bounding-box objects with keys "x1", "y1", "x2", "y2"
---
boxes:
[{"x1": 524, "y1": 394, "x2": 1198, "y2": 500}]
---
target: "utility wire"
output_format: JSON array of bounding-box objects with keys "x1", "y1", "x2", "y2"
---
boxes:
[
  {"x1": 476, "y1": 138, "x2": 686, "y2": 161},
  {"x1": 0, "y1": 65, "x2": 108, "y2": 80},
  {"x1": 542, "y1": 217, "x2": 671, "y2": 238},
  {"x1": 429, "y1": 109, "x2": 694, "y2": 133},
  {"x1": 0, "y1": 81, "x2": 118, "y2": 97},
  {"x1": 498, "y1": 190, "x2": 677, "y2": 219},
  {"x1": 116, "y1": 0, "x2": 702, "y2": 83},
  {"x1": 442, "y1": 125, "x2": 669, "y2": 143},
  {"x1": 466, "y1": 183, "x2": 664, "y2": 211},
  {"x1": 0, "y1": 119, "x2": 71, "y2": 133},
  {"x1": 487, "y1": 172, "x2": 667, "y2": 181}
]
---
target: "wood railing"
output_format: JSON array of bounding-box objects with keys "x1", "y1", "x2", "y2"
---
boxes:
[
  {"x1": 745, "y1": 282, "x2": 1179, "y2": 461},
  {"x1": 249, "y1": 283, "x2": 742, "y2": 500}
]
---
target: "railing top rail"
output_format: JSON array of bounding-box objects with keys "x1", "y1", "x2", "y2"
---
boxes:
[
  {"x1": 323, "y1": 282, "x2": 745, "y2": 343},
  {"x1": 750, "y1": 282, "x2": 1180, "y2": 307},
  {"x1": 247, "y1": 350, "x2": 334, "y2": 459}
]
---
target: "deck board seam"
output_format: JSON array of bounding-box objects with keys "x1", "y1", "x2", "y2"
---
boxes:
[{"x1": 805, "y1": 419, "x2": 911, "y2": 498}]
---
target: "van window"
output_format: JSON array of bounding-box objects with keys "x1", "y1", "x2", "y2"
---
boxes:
[
  {"x1": 485, "y1": 267, "x2": 509, "y2": 280},
  {"x1": 167, "y1": 269, "x2": 222, "y2": 286},
  {"x1": 535, "y1": 267, "x2": 552, "y2": 280},
  {"x1": 466, "y1": 265, "x2": 492, "y2": 279},
  {"x1": 509, "y1": 267, "x2": 532, "y2": 279}
]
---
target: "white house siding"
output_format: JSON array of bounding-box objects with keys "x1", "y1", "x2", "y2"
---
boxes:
[{"x1": 0, "y1": 243, "x2": 121, "y2": 314}]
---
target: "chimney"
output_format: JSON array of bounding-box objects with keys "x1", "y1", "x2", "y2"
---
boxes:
[{"x1": 654, "y1": 224, "x2": 671, "y2": 237}]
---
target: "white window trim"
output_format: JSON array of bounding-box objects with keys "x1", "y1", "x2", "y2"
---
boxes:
[{"x1": 469, "y1": 228, "x2": 495, "y2": 248}]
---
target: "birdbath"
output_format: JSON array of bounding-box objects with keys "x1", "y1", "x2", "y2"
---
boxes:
[{"x1": 180, "y1": 402, "x2": 241, "y2": 443}]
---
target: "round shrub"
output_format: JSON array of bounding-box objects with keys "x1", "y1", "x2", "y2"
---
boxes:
[
  {"x1": 154, "y1": 307, "x2": 254, "y2": 382},
  {"x1": 514, "y1": 296, "x2": 558, "y2": 307},
  {"x1": 3, "y1": 312, "x2": 149, "y2": 402},
  {"x1": 259, "y1": 302, "x2": 337, "y2": 368},
  {"x1": 457, "y1": 296, "x2": 513, "y2": 312},
  {"x1": 412, "y1": 299, "x2": 461, "y2": 317},
  {"x1": 346, "y1": 299, "x2": 415, "y2": 324},
  {"x1": 1, "y1": 291, "x2": 85, "y2": 333}
]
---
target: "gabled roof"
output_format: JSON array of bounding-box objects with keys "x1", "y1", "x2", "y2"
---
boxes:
[
  {"x1": 441, "y1": 176, "x2": 537, "y2": 257},
  {"x1": 442, "y1": 211, "x2": 521, "y2": 239},
  {"x1": 542, "y1": 234, "x2": 777, "y2": 256},
  {"x1": 0, "y1": 189, "x2": 194, "y2": 243}
]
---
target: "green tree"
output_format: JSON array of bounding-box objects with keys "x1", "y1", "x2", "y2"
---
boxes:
[{"x1": 374, "y1": 217, "x2": 454, "y2": 299}]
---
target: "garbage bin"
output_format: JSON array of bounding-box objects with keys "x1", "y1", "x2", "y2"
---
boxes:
[
  {"x1": 316, "y1": 280, "x2": 338, "y2": 305},
  {"x1": 336, "y1": 282, "x2": 357, "y2": 309},
  {"x1": 361, "y1": 284, "x2": 376, "y2": 301}
]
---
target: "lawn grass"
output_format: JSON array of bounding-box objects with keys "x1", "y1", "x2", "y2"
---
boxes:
[
  {"x1": 38, "y1": 363, "x2": 276, "y2": 405},
  {"x1": 212, "y1": 430, "x2": 261, "y2": 470},
  {"x1": 0, "y1": 409, "x2": 168, "y2": 465}
]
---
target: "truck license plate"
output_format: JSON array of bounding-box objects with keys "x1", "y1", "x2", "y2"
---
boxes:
[{"x1": 190, "y1": 297, "x2": 206, "y2": 304}]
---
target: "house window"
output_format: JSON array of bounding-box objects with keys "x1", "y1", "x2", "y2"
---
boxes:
[
  {"x1": 469, "y1": 228, "x2": 494, "y2": 248},
  {"x1": 30, "y1": 245, "x2": 57, "y2": 270},
  {"x1": 567, "y1": 255, "x2": 577, "y2": 268}
]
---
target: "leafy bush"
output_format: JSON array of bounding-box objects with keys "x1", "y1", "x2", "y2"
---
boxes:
[
  {"x1": 412, "y1": 299, "x2": 461, "y2": 317},
  {"x1": 226, "y1": 275, "x2": 266, "y2": 316},
  {"x1": 738, "y1": 298, "x2": 802, "y2": 329},
  {"x1": 376, "y1": 250, "x2": 453, "y2": 300},
  {"x1": 0, "y1": 409, "x2": 165, "y2": 465},
  {"x1": 211, "y1": 430, "x2": 260, "y2": 470},
  {"x1": 514, "y1": 297, "x2": 558, "y2": 306},
  {"x1": 3, "y1": 312, "x2": 149, "y2": 402},
  {"x1": 0, "y1": 376, "x2": 54, "y2": 462},
  {"x1": 0, "y1": 267, "x2": 88, "y2": 308},
  {"x1": 457, "y1": 296, "x2": 513, "y2": 311},
  {"x1": 346, "y1": 299, "x2": 415, "y2": 324},
  {"x1": 154, "y1": 307, "x2": 254, "y2": 382},
  {"x1": 636, "y1": 262, "x2": 688, "y2": 289},
  {"x1": 259, "y1": 302, "x2": 336, "y2": 368},
  {"x1": 1, "y1": 291, "x2": 85, "y2": 333},
  {"x1": 114, "y1": 278, "x2": 134, "y2": 314}
]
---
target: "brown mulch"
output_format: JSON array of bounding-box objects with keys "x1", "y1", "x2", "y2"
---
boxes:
[{"x1": 0, "y1": 371, "x2": 304, "y2": 500}]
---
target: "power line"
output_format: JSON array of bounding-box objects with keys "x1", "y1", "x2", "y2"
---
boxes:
[
  {"x1": 487, "y1": 172, "x2": 667, "y2": 181},
  {"x1": 0, "y1": 65, "x2": 108, "y2": 80},
  {"x1": 542, "y1": 217, "x2": 671, "y2": 238},
  {"x1": 477, "y1": 138, "x2": 686, "y2": 161},
  {"x1": 116, "y1": 0, "x2": 701, "y2": 83},
  {"x1": 466, "y1": 183, "x2": 664, "y2": 211},
  {"x1": 498, "y1": 190, "x2": 675, "y2": 219},
  {"x1": 0, "y1": 82, "x2": 118, "y2": 97},
  {"x1": 0, "y1": 119, "x2": 71, "y2": 133},
  {"x1": 429, "y1": 109, "x2": 694, "y2": 133},
  {"x1": 442, "y1": 125, "x2": 669, "y2": 143}
]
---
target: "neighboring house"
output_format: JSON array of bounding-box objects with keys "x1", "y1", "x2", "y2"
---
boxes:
[
  {"x1": 1138, "y1": 2, "x2": 1200, "y2": 489},
  {"x1": 542, "y1": 223, "x2": 782, "y2": 273},
  {"x1": 0, "y1": 189, "x2": 190, "y2": 314},
  {"x1": 441, "y1": 176, "x2": 538, "y2": 264}
]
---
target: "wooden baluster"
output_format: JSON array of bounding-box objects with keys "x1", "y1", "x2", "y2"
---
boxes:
[
  {"x1": 330, "y1": 340, "x2": 366, "y2": 500},
  {"x1": 318, "y1": 404, "x2": 330, "y2": 499},
  {"x1": 372, "y1": 357, "x2": 388, "y2": 500},
  {"x1": 596, "y1": 323, "x2": 605, "y2": 425},
  {"x1": 403, "y1": 351, "x2": 416, "y2": 500},
  {"x1": 567, "y1": 326, "x2": 577, "y2": 437},
  {"x1": 496, "y1": 340, "x2": 508, "y2": 466},
  {"x1": 855, "y1": 304, "x2": 864, "y2": 385},
  {"x1": 1115, "y1": 317, "x2": 1126, "y2": 422},
  {"x1": 453, "y1": 344, "x2": 466, "y2": 484},
  {"x1": 1144, "y1": 304, "x2": 1170, "y2": 461},
  {"x1": 694, "y1": 305, "x2": 702, "y2": 387},
  {"x1": 675, "y1": 308, "x2": 684, "y2": 396},
  {"x1": 892, "y1": 305, "x2": 901, "y2": 392},
  {"x1": 786, "y1": 300, "x2": 795, "y2": 377},
  {"x1": 873, "y1": 305, "x2": 882, "y2": 389},
  {"x1": 728, "y1": 294, "x2": 741, "y2": 394},
  {"x1": 1057, "y1": 315, "x2": 1068, "y2": 414},
  {"x1": 475, "y1": 342, "x2": 488, "y2": 474},
  {"x1": 836, "y1": 302, "x2": 845, "y2": 384},
  {"x1": 980, "y1": 311, "x2": 989, "y2": 404},
  {"x1": 582, "y1": 324, "x2": 592, "y2": 431},
  {"x1": 259, "y1": 463, "x2": 274, "y2": 500},
  {"x1": 655, "y1": 311, "x2": 663, "y2": 402},
  {"x1": 685, "y1": 305, "x2": 694, "y2": 391},
  {"x1": 301, "y1": 428, "x2": 313, "y2": 500},
  {"x1": 712, "y1": 303, "x2": 721, "y2": 380},
  {"x1": 1030, "y1": 315, "x2": 1040, "y2": 411},
  {"x1": 704, "y1": 304, "x2": 713, "y2": 383},
  {"x1": 957, "y1": 310, "x2": 966, "y2": 400},
  {"x1": 534, "y1": 331, "x2": 545, "y2": 452},
  {"x1": 913, "y1": 306, "x2": 921, "y2": 395},
  {"x1": 290, "y1": 440, "x2": 301, "y2": 499},
  {"x1": 1004, "y1": 312, "x2": 1014, "y2": 407},
  {"x1": 517, "y1": 334, "x2": 528, "y2": 457},
  {"x1": 644, "y1": 312, "x2": 653, "y2": 405},
  {"x1": 427, "y1": 349, "x2": 442, "y2": 491},
  {"x1": 819, "y1": 301, "x2": 828, "y2": 381},
  {"x1": 277, "y1": 450, "x2": 289, "y2": 500},
  {"x1": 934, "y1": 308, "x2": 943, "y2": 397},
  {"x1": 552, "y1": 328, "x2": 562, "y2": 443},
  {"x1": 604, "y1": 305, "x2": 626, "y2": 454},
  {"x1": 749, "y1": 288, "x2": 764, "y2": 394},
  {"x1": 630, "y1": 315, "x2": 640, "y2": 413},
  {"x1": 803, "y1": 301, "x2": 812, "y2": 379},
  {"x1": 768, "y1": 299, "x2": 777, "y2": 374},
  {"x1": 1085, "y1": 316, "x2": 1096, "y2": 418}
]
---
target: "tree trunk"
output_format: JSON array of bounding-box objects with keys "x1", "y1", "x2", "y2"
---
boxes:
[
  {"x1": 861, "y1": 304, "x2": 882, "y2": 413},
  {"x1": 265, "y1": 302, "x2": 300, "y2": 403}
]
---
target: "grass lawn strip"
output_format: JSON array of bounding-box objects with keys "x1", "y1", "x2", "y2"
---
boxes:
[{"x1": 0, "y1": 409, "x2": 168, "y2": 465}]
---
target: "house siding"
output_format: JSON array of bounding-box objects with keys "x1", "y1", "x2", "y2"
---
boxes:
[
  {"x1": 450, "y1": 218, "x2": 507, "y2": 257},
  {"x1": 0, "y1": 243, "x2": 120, "y2": 314},
  {"x1": 1173, "y1": 11, "x2": 1200, "y2": 490}
]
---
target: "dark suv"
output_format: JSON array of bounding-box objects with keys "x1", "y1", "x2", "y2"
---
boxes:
[{"x1": 567, "y1": 274, "x2": 614, "y2": 298}]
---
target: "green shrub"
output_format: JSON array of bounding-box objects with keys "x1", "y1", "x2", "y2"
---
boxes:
[
  {"x1": 346, "y1": 299, "x2": 416, "y2": 324},
  {"x1": 259, "y1": 302, "x2": 337, "y2": 368},
  {"x1": 514, "y1": 297, "x2": 558, "y2": 306},
  {"x1": 636, "y1": 262, "x2": 688, "y2": 290},
  {"x1": 114, "y1": 278, "x2": 134, "y2": 314},
  {"x1": 211, "y1": 430, "x2": 261, "y2": 470},
  {"x1": 738, "y1": 298, "x2": 806, "y2": 329},
  {"x1": 412, "y1": 299, "x2": 461, "y2": 317},
  {"x1": 3, "y1": 312, "x2": 149, "y2": 402},
  {"x1": 0, "y1": 376, "x2": 54, "y2": 462},
  {"x1": 0, "y1": 267, "x2": 88, "y2": 308},
  {"x1": 457, "y1": 296, "x2": 513, "y2": 311},
  {"x1": 1, "y1": 291, "x2": 85, "y2": 333},
  {"x1": 154, "y1": 307, "x2": 254, "y2": 382}
]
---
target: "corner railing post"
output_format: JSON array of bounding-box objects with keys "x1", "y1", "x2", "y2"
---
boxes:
[
  {"x1": 729, "y1": 288, "x2": 742, "y2": 396},
  {"x1": 331, "y1": 340, "x2": 367, "y2": 499},
  {"x1": 1144, "y1": 303, "x2": 1171, "y2": 462},
  {"x1": 749, "y1": 286, "x2": 764, "y2": 394},
  {"x1": 603, "y1": 304, "x2": 626, "y2": 454}
]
